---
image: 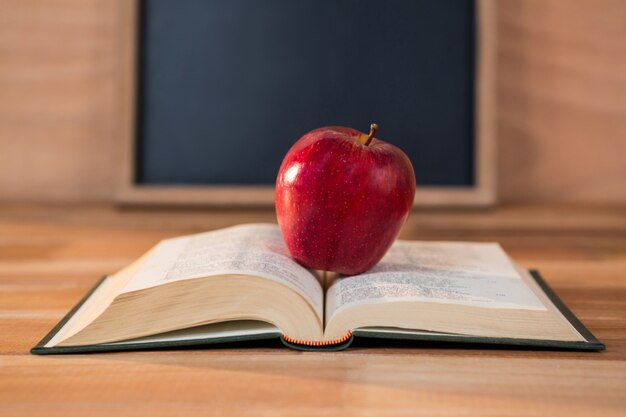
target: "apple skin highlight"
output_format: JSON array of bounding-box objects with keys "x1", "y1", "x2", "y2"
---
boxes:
[{"x1": 275, "y1": 125, "x2": 416, "y2": 275}]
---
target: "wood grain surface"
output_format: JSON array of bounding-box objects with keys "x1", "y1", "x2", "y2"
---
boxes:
[
  {"x1": 497, "y1": 0, "x2": 626, "y2": 203},
  {"x1": 0, "y1": 204, "x2": 625, "y2": 416},
  {"x1": 0, "y1": 0, "x2": 625, "y2": 203}
]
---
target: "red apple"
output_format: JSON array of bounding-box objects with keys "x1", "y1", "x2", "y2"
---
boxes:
[{"x1": 275, "y1": 124, "x2": 416, "y2": 275}]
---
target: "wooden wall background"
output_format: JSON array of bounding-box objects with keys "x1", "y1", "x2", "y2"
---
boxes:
[{"x1": 0, "y1": 0, "x2": 624, "y2": 204}]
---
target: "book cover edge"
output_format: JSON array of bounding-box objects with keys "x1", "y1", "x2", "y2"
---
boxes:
[
  {"x1": 529, "y1": 269, "x2": 604, "y2": 350},
  {"x1": 31, "y1": 275, "x2": 109, "y2": 354}
]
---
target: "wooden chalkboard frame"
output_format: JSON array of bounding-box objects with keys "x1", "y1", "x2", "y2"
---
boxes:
[{"x1": 116, "y1": 0, "x2": 496, "y2": 207}]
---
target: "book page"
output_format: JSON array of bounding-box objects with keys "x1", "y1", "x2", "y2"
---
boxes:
[
  {"x1": 325, "y1": 241, "x2": 546, "y2": 323},
  {"x1": 121, "y1": 224, "x2": 324, "y2": 320},
  {"x1": 109, "y1": 321, "x2": 280, "y2": 345}
]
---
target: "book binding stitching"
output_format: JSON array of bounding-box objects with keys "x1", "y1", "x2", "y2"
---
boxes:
[{"x1": 281, "y1": 330, "x2": 353, "y2": 347}]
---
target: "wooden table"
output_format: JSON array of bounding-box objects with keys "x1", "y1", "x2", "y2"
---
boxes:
[{"x1": 1, "y1": 203, "x2": 625, "y2": 416}]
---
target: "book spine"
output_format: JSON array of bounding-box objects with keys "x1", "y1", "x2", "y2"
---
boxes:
[{"x1": 281, "y1": 330, "x2": 352, "y2": 347}]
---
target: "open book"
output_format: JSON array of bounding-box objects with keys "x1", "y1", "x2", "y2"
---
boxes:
[{"x1": 32, "y1": 224, "x2": 603, "y2": 353}]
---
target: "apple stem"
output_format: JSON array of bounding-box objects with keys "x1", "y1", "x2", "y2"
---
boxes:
[{"x1": 364, "y1": 123, "x2": 378, "y2": 146}]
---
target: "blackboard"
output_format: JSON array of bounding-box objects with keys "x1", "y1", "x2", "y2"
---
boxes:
[{"x1": 121, "y1": 0, "x2": 496, "y2": 206}]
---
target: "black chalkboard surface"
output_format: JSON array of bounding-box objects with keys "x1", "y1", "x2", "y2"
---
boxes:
[{"x1": 135, "y1": 0, "x2": 477, "y2": 189}]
